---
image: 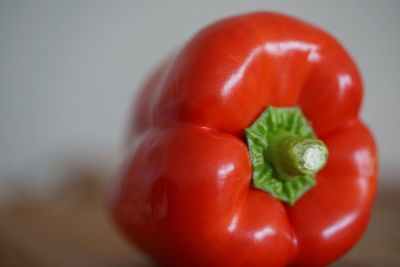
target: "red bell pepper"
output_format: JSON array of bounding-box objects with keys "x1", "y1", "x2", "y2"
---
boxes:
[{"x1": 110, "y1": 12, "x2": 377, "y2": 267}]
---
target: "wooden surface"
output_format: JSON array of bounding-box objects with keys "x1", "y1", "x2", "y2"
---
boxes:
[{"x1": 0, "y1": 173, "x2": 399, "y2": 267}]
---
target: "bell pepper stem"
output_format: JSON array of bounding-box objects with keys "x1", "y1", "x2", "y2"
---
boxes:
[
  {"x1": 267, "y1": 130, "x2": 328, "y2": 180},
  {"x1": 245, "y1": 106, "x2": 329, "y2": 204}
]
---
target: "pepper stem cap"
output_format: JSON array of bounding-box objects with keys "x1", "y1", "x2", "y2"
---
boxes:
[{"x1": 245, "y1": 106, "x2": 329, "y2": 205}]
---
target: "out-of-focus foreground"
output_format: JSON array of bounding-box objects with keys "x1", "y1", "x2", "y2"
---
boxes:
[{"x1": 0, "y1": 166, "x2": 398, "y2": 267}]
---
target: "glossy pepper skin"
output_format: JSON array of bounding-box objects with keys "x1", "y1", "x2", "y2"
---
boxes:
[{"x1": 110, "y1": 12, "x2": 377, "y2": 267}]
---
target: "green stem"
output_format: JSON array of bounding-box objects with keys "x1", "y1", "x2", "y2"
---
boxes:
[
  {"x1": 267, "y1": 130, "x2": 328, "y2": 180},
  {"x1": 245, "y1": 106, "x2": 329, "y2": 204}
]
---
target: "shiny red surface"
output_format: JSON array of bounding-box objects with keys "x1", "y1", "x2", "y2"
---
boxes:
[{"x1": 111, "y1": 12, "x2": 377, "y2": 267}]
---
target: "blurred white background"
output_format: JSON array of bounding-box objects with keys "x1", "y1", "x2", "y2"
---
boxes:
[{"x1": 1, "y1": 0, "x2": 399, "y2": 195}]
